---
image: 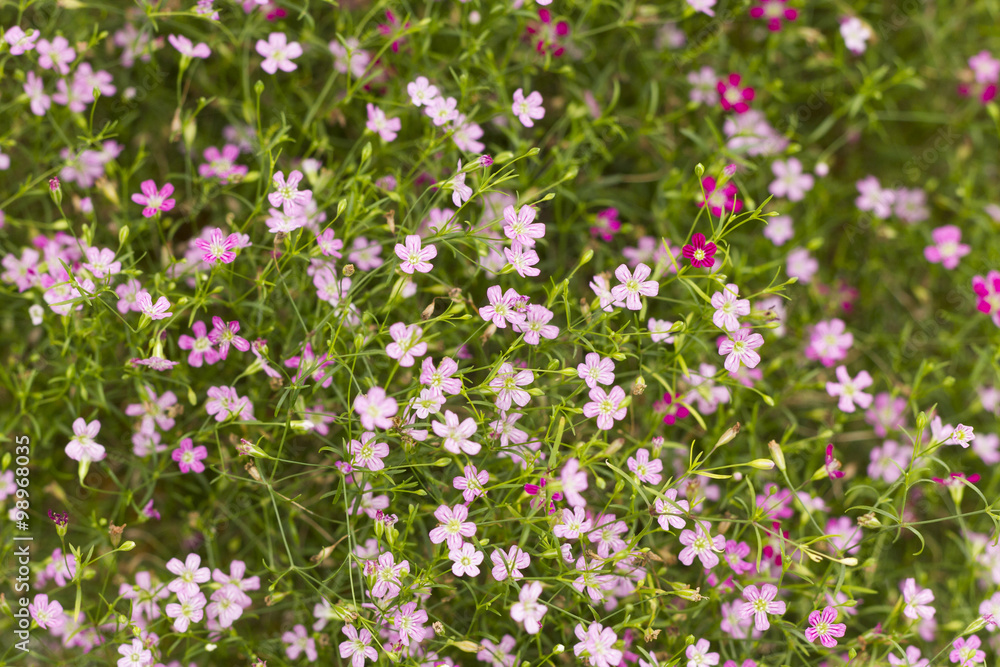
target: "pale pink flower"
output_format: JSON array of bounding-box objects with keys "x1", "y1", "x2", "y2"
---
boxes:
[
  {"x1": 583, "y1": 385, "x2": 627, "y2": 430},
  {"x1": 826, "y1": 365, "x2": 874, "y2": 413},
  {"x1": 512, "y1": 88, "x2": 545, "y2": 127},
  {"x1": 711, "y1": 284, "x2": 750, "y2": 332},
  {"x1": 718, "y1": 328, "x2": 764, "y2": 373},
  {"x1": 654, "y1": 488, "x2": 689, "y2": 531},
  {"x1": 479, "y1": 285, "x2": 527, "y2": 328},
  {"x1": 353, "y1": 386, "x2": 398, "y2": 430},
  {"x1": 168, "y1": 34, "x2": 211, "y2": 58},
  {"x1": 349, "y1": 432, "x2": 389, "y2": 471},
  {"x1": 611, "y1": 262, "x2": 658, "y2": 310},
  {"x1": 339, "y1": 625, "x2": 378, "y2": 667},
  {"x1": 739, "y1": 583, "x2": 786, "y2": 632},
  {"x1": 407, "y1": 76, "x2": 439, "y2": 106},
  {"x1": 256, "y1": 32, "x2": 302, "y2": 73},
  {"x1": 902, "y1": 578, "x2": 935, "y2": 620},
  {"x1": 627, "y1": 448, "x2": 663, "y2": 484},
  {"x1": 805, "y1": 606, "x2": 847, "y2": 648},
  {"x1": 65, "y1": 418, "x2": 106, "y2": 463},
  {"x1": 428, "y1": 504, "x2": 476, "y2": 550},
  {"x1": 924, "y1": 225, "x2": 970, "y2": 269},
  {"x1": 577, "y1": 352, "x2": 615, "y2": 389},
  {"x1": 490, "y1": 545, "x2": 530, "y2": 581},
  {"x1": 366, "y1": 103, "x2": 401, "y2": 142},
  {"x1": 394, "y1": 234, "x2": 437, "y2": 273},
  {"x1": 768, "y1": 158, "x2": 814, "y2": 201},
  {"x1": 510, "y1": 581, "x2": 546, "y2": 634},
  {"x1": 490, "y1": 362, "x2": 534, "y2": 410},
  {"x1": 386, "y1": 322, "x2": 427, "y2": 367},
  {"x1": 166, "y1": 553, "x2": 211, "y2": 598},
  {"x1": 678, "y1": 521, "x2": 725, "y2": 568},
  {"x1": 432, "y1": 410, "x2": 480, "y2": 455},
  {"x1": 840, "y1": 16, "x2": 872, "y2": 54},
  {"x1": 136, "y1": 291, "x2": 173, "y2": 320},
  {"x1": 449, "y1": 542, "x2": 484, "y2": 577},
  {"x1": 502, "y1": 205, "x2": 545, "y2": 245}
]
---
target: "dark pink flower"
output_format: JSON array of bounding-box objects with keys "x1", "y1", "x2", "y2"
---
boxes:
[
  {"x1": 526, "y1": 9, "x2": 570, "y2": 57},
  {"x1": 749, "y1": 0, "x2": 798, "y2": 31},
  {"x1": 699, "y1": 177, "x2": 743, "y2": 217},
  {"x1": 682, "y1": 232, "x2": 717, "y2": 268},
  {"x1": 717, "y1": 73, "x2": 755, "y2": 114}
]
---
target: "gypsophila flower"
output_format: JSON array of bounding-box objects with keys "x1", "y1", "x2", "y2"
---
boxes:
[
  {"x1": 574, "y1": 622, "x2": 623, "y2": 667},
  {"x1": 685, "y1": 638, "x2": 720, "y2": 667},
  {"x1": 678, "y1": 521, "x2": 725, "y2": 568},
  {"x1": 512, "y1": 88, "x2": 545, "y2": 127},
  {"x1": 395, "y1": 235, "x2": 437, "y2": 274},
  {"x1": 339, "y1": 625, "x2": 378, "y2": 667},
  {"x1": 739, "y1": 583, "x2": 787, "y2": 632},
  {"x1": 826, "y1": 366, "x2": 874, "y2": 413},
  {"x1": 611, "y1": 262, "x2": 659, "y2": 310},
  {"x1": 805, "y1": 606, "x2": 847, "y2": 648},
  {"x1": 583, "y1": 385, "x2": 627, "y2": 430},
  {"x1": 256, "y1": 32, "x2": 302, "y2": 73}
]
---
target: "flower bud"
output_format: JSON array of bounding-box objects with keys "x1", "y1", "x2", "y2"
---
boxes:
[
  {"x1": 747, "y1": 458, "x2": 775, "y2": 470},
  {"x1": 119, "y1": 540, "x2": 136, "y2": 552},
  {"x1": 767, "y1": 440, "x2": 786, "y2": 471},
  {"x1": 552, "y1": 645, "x2": 565, "y2": 654},
  {"x1": 49, "y1": 177, "x2": 62, "y2": 205},
  {"x1": 695, "y1": 163, "x2": 705, "y2": 177},
  {"x1": 713, "y1": 422, "x2": 740, "y2": 448}
]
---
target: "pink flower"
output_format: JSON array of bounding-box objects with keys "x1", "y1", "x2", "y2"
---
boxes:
[
  {"x1": 131, "y1": 180, "x2": 176, "y2": 217},
  {"x1": 947, "y1": 424, "x2": 975, "y2": 448},
  {"x1": 386, "y1": 322, "x2": 427, "y2": 367},
  {"x1": 256, "y1": 32, "x2": 302, "y2": 73},
  {"x1": 454, "y1": 464, "x2": 489, "y2": 503},
  {"x1": 512, "y1": 88, "x2": 546, "y2": 127},
  {"x1": 82, "y1": 246, "x2": 121, "y2": 279},
  {"x1": 855, "y1": 175, "x2": 895, "y2": 218},
  {"x1": 590, "y1": 207, "x2": 621, "y2": 241},
  {"x1": 685, "y1": 638, "x2": 720, "y2": 667},
  {"x1": 763, "y1": 214, "x2": 794, "y2": 246},
  {"x1": 654, "y1": 488, "x2": 689, "y2": 530},
  {"x1": 504, "y1": 241, "x2": 541, "y2": 278},
  {"x1": 479, "y1": 285, "x2": 527, "y2": 328},
  {"x1": 513, "y1": 304, "x2": 559, "y2": 344},
  {"x1": 510, "y1": 581, "x2": 547, "y2": 634},
  {"x1": 136, "y1": 291, "x2": 173, "y2": 321},
  {"x1": 573, "y1": 622, "x2": 623, "y2": 667},
  {"x1": 407, "y1": 76, "x2": 439, "y2": 106},
  {"x1": 553, "y1": 506, "x2": 593, "y2": 539},
  {"x1": 391, "y1": 601, "x2": 427, "y2": 646},
  {"x1": 865, "y1": 392, "x2": 908, "y2": 436},
  {"x1": 269, "y1": 169, "x2": 312, "y2": 213},
  {"x1": 29, "y1": 593, "x2": 65, "y2": 631},
  {"x1": 868, "y1": 440, "x2": 911, "y2": 483},
  {"x1": 649, "y1": 318, "x2": 676, "y2": 343},
  {"x1": 627, "y1": 449, "x2": 663, "y2": 484},
  {"x1": 583, "y1": 385, "x2": 627, "y2": 430},
  {"x1": 490, "y1": 545, "x2": 530, "y2": 581},
  {"x1": 902, "y1": 578, "x2": 935, "y2": 620},
  {"x1": 826, "y1": 366, "x2": 874, "y2": 413},
  {"x1": 750, "y1": 0, "x2": 798, "y2": 31},
  {"x1": 168, "y1": 34, "x2": 211, "y2": 58},
  {"x1": 682, "y1": 233, "x2": 717, "y2": 268},
  {"x1": 448, "y1": 543, "x2": 484, "y2": 577},
  {"x1": 353, "y1": 386, "x2": 398, "y2": 430},
  {"x1": 394, "y1": 234, "x2": 437, "y2": 274},
  {"x1": 193, "y1": 227, "x2": 240, "y2": 264},
  {"x1": 283, "y1": 624, "x2": 317, "y2": 662},
  {"x1": 4, "y1": 27, "x2": 40, "y2": 55},
  {"x1": 205, "y1": 385, "x2": 254, "y2": 422},
  {"x1": 717, "y1": 73, "x2": 754, "y2": 114},
  {"x1": 429, "y1": 504, "x2": 476, "y2": 550},
  {"x1": 718, "y1": 328, "x2": 764, "y2": 373},
  {"x1": 739, "y1": 583, "x2": 786, "y2": 632},
  {"x1": 349, "y1": 432, "x2": 389, "y2": 471},
  {"x1": 37, "y1": 36, "x2": 75, "y2": 75},
  {"x1": 165, "y1": 589, "x2": 207, "y2": 632},
  {"x1": 432, "y1": 410, "x2": 480, "y2": 455},
  {"x1": 117, "y1": 639, "x2": 152, "y2": 667},
  {"x1": 420, "y1": 357, "x2": 463, "y2": 396},
  {"x1": 840, "y1": 17, "x2": 872, "y2": 54},
  {"x1": 924, "y1": 225, "x2": 970, "y2": 269},
  {"x1": 678, "y1": 521, "x2": 725, "y2": 569},
  {"x1": 805, "y1": 606, "x2": 847, "y2": 648},
  {"x1": 806, "y1": 318, "x2": 853, "y2": 366},
  {"x1": 339, "y1": 625, "x2": 378, "y2": 667},
  {"x1": 711, "y1": 284, "x2": 750, "y2": 331},
  {"x1": 786, "y1": 247, "x2": 818, "y2": 284},
  {"x1": 166, "y1": 553, "x2": 211, "y2": 597},
  {"x1": 611, "y1": 262, "x2": 658, "y2": 310},
  {"x1": 172, "y1": 438, "x2": 208, "y2": 473},
  {"x1": 950, "y1": 636, "x2": 986, "y2": 666},
  {"x1": 890, "y1": 646, "x2": 929, "y2": 667},
  {"x1": 366, "y1": 103, "x2": 401, "y2": 142},
  {"x1": 65, "y1": 417, "x2": 106, "y2": 463},
  {"x1": 502, "y1": 204, "x2": 545, "y2": 245},
  {"x1": 209, "y1": 317, "x2": 250, "y2": 359},
  {"x1": 526, "y1": 9, "x2": 569, "y2": 57},
  {"x1": 426, "y1": 95, "x2": 459, "y2": 125},
  {"x1": 768, "y1": 158, "x2": 814, "y2": 201},
  {"x1": 687, "y1": 0, "x2": 717, "y2": 16},
  {"x1": 490, "y1": 362, "x2": 534, "y2": 410}
]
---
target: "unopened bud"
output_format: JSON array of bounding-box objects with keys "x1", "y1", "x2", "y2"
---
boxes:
[
  {"x1": 713, "y1": 422, "x2": 740, "y2": 448},
  {"x1": 49, "y1": 177, "x2": 62, "y2": 205},
  {"x1": 747, "y1": 458, "x2": 775, "y2": 470},
  {"x1": 857, "y1": 512, "x2": 881, "y2": 528},
  {"x1": 768, "y1": 440, "x2": 786, "y2": 471},
  {"x1": 451, "y1": 641, "x2": 482, "y2": 653},
  {"x1": 552, "y1": 645, "x2": 565, "y2": 654},
  {"x1": 694, "y1": 163, "x2": 705, "y2": 177},
  {"x1": 119, "y1": 540, "x2": 136, "y2": 552}
]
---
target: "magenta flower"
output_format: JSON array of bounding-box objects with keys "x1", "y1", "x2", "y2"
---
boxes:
[
  {"x1": 750, "y1": 0, "x2": 798, "y2": 31},
  {"x1": 973, "y1": 270, "x2": 1000, "y2": 327},
  {"x1": 678, "y1": 521, "x2": 725, "y2": 568},
  {"x1": 172, "y1": 437, "x2": 208, "y2": 473},
  {"x1": 353, "y1": 386, "x2": 398, "y2": 430},
  {"x1": 822, "y1": 443, "x2": 845, "y2": 479},
  {"x1": 805, "y1": 606, "x2": 847, "y2": 648},
  {"x1": 349, "y1": 432, "x2": 390, "y2": 471},
  {"x1": 366, "y1": 103, "x2": 401, "y2": 142},
  {"x1": 339, "y1": 625, "x2": 378, "y2": 667},
  {"x1": 583, "y1": 385, "x2": 627, "y2": 430},
  {"x1": 429, "y1": 504, "x2": 477, "y2": 550},
  {"x1": 611, "y1": 262, "x2": 659, "y2": 310},
  {"x1": 826, "y1": 366, "x2": 874, "y2": 413},
  {"x1": 739, "y1": 583, "x2": 786, "y2": 632},
  {"x1": 699, "y1": 177, "x2": 743, "y2": 217},
  {"x1": 193, "y1": 227, "x2": 240, "y2": 264},
  {"x1": 256, "y1": 32, "x2": 302, "y2": 73},
  {"x1": 131, "y1": 180, "x2": 176, "y2": 218},
  {"x1": 479, "y1": 285, "x2": 527, "y2": 328},
  {"x1": 950, "y1": 635, "x2": 986, "y2": 666},
  {"x1": 683, "y1": 233, "x2": 718, "y2": 268},
  {"x1": 512, "y1": 88, "x2": 546, "y2": 127},
  {"x1": 719, "y1": 327, "x2": 764, "y2": 373},
  {"x1": 717, "y1": 73, "x2": 754, "y2": 114},
  {"x1": 924, "y1": 225, "x2": 970, "y2": 269},
  {"x1": 394, "y1": 235, "x2": 437, "y2": 274},
  {"x1": 526, "y1": 9, "x2": 569, "y2": 57}
]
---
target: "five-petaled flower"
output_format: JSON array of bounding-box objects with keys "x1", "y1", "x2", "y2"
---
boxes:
[
  {"x1": 512, "y1": 88, "x2": 546, "y2": 127},
  {"x1": 825, "y1": 365, "x2": 874, "y2": 413},
  {"x1": 131, "y1": 180, "x2": 175, "y2": 218},
  {"x1": 683, "y1": 233, "x2": 718, "y2": 268},
  {"x1": 805, "y1": 606, "x2": 847, "y2": 648},
  {"x1": 611, "y1": 263, "x2": 659, "y2": 310},
  {"x1": 739, "y1": 583, "x2": 787, "y2": 632},
  {"x1": 583, "y1": 385, "x2": 627, "y2": 430},
  {"x1": 394, "y1": 235, "x2": 437, "y2": 274}
]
